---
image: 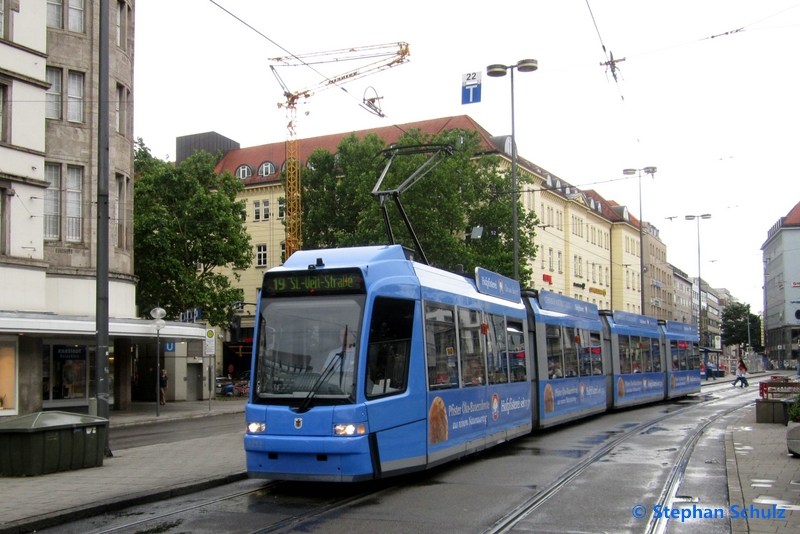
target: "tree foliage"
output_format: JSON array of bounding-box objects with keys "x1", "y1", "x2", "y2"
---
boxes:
[
  {"x1": 299, "y1": 128, "x2": 539, "y2": 286},
  {"x1": 133, "y1": 140, "x2": 253, "y2": 327},
  {"x1": 721, "y1": 302, "x2": 763, "y2": 352}
]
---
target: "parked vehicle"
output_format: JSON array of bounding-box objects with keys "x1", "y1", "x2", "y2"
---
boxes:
[{"x1": 216, "y1": 370, "x2": 250, "y2": 396}]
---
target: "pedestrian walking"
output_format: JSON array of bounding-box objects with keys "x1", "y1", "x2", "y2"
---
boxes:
[{"x1": 732, "y1": 358, "x2": 748, "y2": 388}]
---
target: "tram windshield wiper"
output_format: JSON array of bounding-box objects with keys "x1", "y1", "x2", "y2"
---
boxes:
[{"x1": 296, "y1": 326, "x2": 349, "y2": 413}]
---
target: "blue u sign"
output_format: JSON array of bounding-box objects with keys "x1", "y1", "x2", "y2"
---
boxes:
[{"x1": 164, "y1": 342, "x2": 176, "y2": 353}]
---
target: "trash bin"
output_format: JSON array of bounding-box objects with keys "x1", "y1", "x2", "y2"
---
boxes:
[{"x1": 0, "y1": 411, "x2": 108, "y2": 476}]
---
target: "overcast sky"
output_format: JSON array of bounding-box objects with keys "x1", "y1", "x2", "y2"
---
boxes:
[{"x1": 134, "y1": 1, "x2": 800, "y2": 313}]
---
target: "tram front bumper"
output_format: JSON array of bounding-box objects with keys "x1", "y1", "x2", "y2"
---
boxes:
[{"x1": 244, "y1": 433, "x2": 374, "y2": 482}]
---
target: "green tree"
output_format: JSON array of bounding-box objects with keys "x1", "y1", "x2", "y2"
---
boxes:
[
  {"x1": 134, "y1": 140, "x2": 253, "y2": 327},
  {"x1": 721, "y1": 302, "x2": 763, "y2": 352},
  {"x1": 299, "y1": 128, "x2": 538, "y2": 286}
]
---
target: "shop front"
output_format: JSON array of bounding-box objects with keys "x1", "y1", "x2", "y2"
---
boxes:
[{"x1": 0, "y1": 312, "x2": 209, "y2": 417}]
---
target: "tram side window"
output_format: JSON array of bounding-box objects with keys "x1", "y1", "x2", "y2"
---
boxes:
[
  {"x1": 671, "y1": 340, "x2": 688, "y2": 370},
  {"x1": 586, "y1": 331, "x2": 603, "y2": 375},
  {"x1": 546, "y1": 324, "x2": 564, "y2": 379},
  {"x1": 507, "y1": 319, "x2": 527, "y2": 382},
  {"x1": 630, "y1": 336, "x2": 643, "y2": 373},
  {"x1": 651, "y1": 338, "x2": 662, "y2": 372},
  {"x1": 365, "y1": 297, "x2": 414, "y2": 398},
  {"x1": 688, "y1": 342, "x2": 700, "y2": 370},
  {"x1": 425, "y1": 303, "x2": 458, "y2": 389},
  {"x1": 459, "y1": 308, "x2": 486, "y2": 387},
  {"x1": 487, "y1": 314, "x2": 508, "y2": 385},
  {"x1": 563, "y1": 327, "x2": 580, "y2": 377},
  {"x1": 619, "y1": 335, "x2": 632, "y2": 374},
  {"x1": 640, "y1": 337, "x2": 653, "y2": 372}
]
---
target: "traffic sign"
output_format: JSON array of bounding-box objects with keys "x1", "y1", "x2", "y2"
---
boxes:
[
  {"x1": 205, "y1": 328, "x2": 216, "y2": 356},
  {"x1": 462, "y1": 71, "x2": 482, "y2": 104}
]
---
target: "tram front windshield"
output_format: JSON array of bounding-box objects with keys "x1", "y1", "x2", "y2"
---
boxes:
[{"x1": 253, "y1": 295, "x2": 365, "y2": 405}]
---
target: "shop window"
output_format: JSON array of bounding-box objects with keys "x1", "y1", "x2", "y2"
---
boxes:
[{"x1": 0, "y1": 338, "x2": 18, "y2": 415}]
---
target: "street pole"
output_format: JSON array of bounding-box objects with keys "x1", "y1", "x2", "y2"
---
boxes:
[
  {"x1": 150, "y1": 307, "x2": 166, "y2": 416},
  {"x1": 487, "y1": 59, "x2": 538, "y2": 281},
  {"x1": 623, "y1": 167, "x2": 657, "y2": 315}
]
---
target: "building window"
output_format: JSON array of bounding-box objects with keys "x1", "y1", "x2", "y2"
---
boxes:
[
  {"x1": 557, "y1": 251, "x2": 563, "y2": 273},
  {"x1": 235, "y1": 165, "x2": 252, "y2": 179},
  {"x1": 67, "y1": 71, "x2": 84, "y2": 122},
  {"x1": 66, "y1": 165, "x2": 82, "y2": 242},
  {"x1": 253, "y1": 200, "x2": 260, "y2": 222},
  {"x1": 256, "y1": 244, "x2": 267, "y2": 267},
  {"x1": 0, "y1": 0, "x2": 6, "y2": 40},
  {"x1": 44, "y1": 163, "x2": 61, "y2": 239},
  {"x1": 0, "y1": 80, "x2": 7, "y2": 143},
  {"x1": 548, "y1": 248, "x2": 553, "y2": 271},
  {"x1": 115, "y1": 84, "x2": 126, "y2": 134},
  {"x1": 258, "y1": 162, "x2": 276, "y2": 177},
  {"x1": 68, "y1": 0, "x2": 84, "y2": 32},
  {"x1": 0, "y1": 184, "x2": 7, "y2": 255},
  {"x1": 278, "y1": 200, "x2": 285, "y2": 219},
  {"x1": 116, "y1": 1, "x2": 124, "y2": 46},
  {"x1": 47, "y1": 0, "x2": 83, "y2": 32},
  {"x1": 46, "y1": 68, "x2": 61, "y2": 119},
  {"x1": 45, "y1": 163, "x2": 83, "y2": 242},
  {"x1": 115, "y1": 173, "x2": 129, "y2": 248},
  {"x1": 47, "y1": 0, "x2": 62, "y2": 28}
]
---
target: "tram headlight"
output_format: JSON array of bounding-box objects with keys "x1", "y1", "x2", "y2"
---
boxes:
[
  {"x1": 333, "y1": 423, "x2": 366, "y2": 436},
  {"x1": 247, "y1": 422, "x2": 266, "y2": 433}
]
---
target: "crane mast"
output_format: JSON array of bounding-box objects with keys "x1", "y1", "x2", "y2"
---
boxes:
[{"x1": 270, "y1": 42, "x2": 410, "y2": 259}]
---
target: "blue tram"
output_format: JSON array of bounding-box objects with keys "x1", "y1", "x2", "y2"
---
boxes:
[
  {"x1": 601, "y1": 309, "x2": 668, "y2": 408},
  {"x1": 243, "y1": 245, "x2": 700, "y2": 482},
  {"x1": 524, "y1": 290, "x2": 607, "y2": 428}
]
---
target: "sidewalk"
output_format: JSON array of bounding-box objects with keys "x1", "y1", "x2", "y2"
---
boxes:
[
  {"x1": 0, "y1": 398, "x2": 249, "y2": 534},
  {"x1": 725, "y1": 371, "x2": 800, "y2": 533},
  {"x1": 1, "y1": 375, "x2": 799, "y2": 534}
]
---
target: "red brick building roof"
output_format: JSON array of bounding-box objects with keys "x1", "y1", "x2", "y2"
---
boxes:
[{"x1": 215, "y1": 115, "x2": 503, "y2": 186}]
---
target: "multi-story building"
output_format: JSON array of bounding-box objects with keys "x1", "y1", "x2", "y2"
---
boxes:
[
  {"x1": 642, "y1": 222, "x2": 673, "y2": 321},
  {"x1": 691, "y1": 277, "x2": 721, "y2": 349},
  {"x1": 1, "y1": 1, "x2": 206, "y2": 418},
  {"x1": 762, "y1": 200, "x2": 800, "y2": 367},
  {"x1": 671, "y1": 265, "x2": 694, "y2": 325},
  {"x1": 196, "y1": 116, "x2": 642, "y2": 371}
]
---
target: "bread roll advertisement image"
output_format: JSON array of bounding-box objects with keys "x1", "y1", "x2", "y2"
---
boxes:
[
  {"x1": 617, "y1": 376, "x2": 625, "y2": 398},
  {"x1": 544, "y1": 383, "x2": 555, "y2": 413},
  {"x1": 429, "y1": 396, "x2": 448, "y2": 444}
]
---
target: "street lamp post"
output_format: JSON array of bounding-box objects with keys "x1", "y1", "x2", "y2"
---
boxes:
[
  {"x1": 150, "y1": 307, "x2": 166, "y2": 416},
  {"x1": 623, "y1": 167, "x2": 657, "y2": 315},
  {"x1": 685, "y1": 214, "x2": 711, "y2": 348},
  {"x1": 487, "y1": 59, "x2": 538, "y2": 281}
]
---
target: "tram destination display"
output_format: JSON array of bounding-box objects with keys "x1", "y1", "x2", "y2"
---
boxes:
[{"x1": 264, "y1": 268, "x2": 365, "y2": 296}]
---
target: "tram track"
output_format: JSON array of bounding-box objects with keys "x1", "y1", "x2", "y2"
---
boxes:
[
  {"x1": 75, "y1": 475, "x2": 402, "y2": 534},
  {"x1": 482, "y1": 387, "x2": 754, "y2": 534},
  {"x1": 45, "y1": 385, "x2": 757, "y2": 534}
]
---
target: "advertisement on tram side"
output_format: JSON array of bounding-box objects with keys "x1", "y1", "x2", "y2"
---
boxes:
[
  {"x1": 427, "y1": 382, "x2": 531, "y2": 448},
  {"x1": 668, "y1": 370, "x2": 702, "y2": 394},
  {"x1": 539, "y1": 375, "x2": 606, "y2": 420},
  {"x1": 613, "y1": 372, "x2": 666, "y2": 404}
]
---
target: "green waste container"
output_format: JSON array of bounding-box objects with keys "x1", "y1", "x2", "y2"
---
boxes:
[{"x1": 0, "y1": 411, "x2": 108, "y2": 476}]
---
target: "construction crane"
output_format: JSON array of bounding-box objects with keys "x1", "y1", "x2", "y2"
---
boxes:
[{"x1": 269, "y1": 42, "x2": 410, "y2": 259}]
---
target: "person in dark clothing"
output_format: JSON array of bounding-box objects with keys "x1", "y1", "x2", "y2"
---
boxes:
[{"x1": 160, "y1": 370, "x2": 168, "y2": 404}]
